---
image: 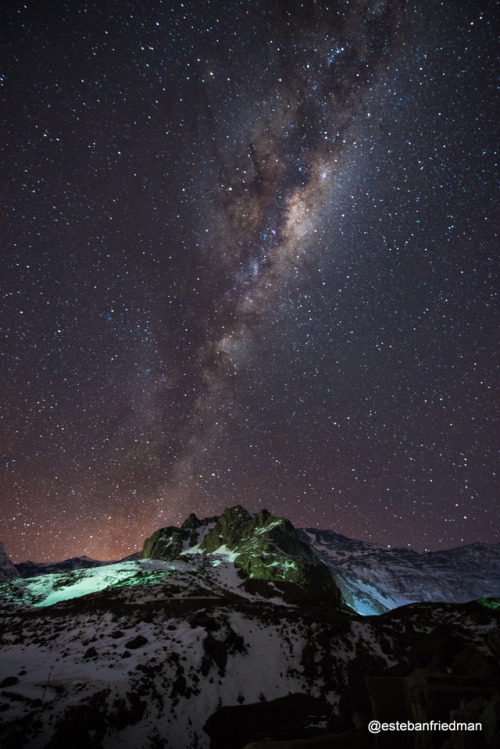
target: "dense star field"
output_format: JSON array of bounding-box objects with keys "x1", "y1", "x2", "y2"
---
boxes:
[{"x1": 1, "y1": 0, "x2": 497, "y2": 562}]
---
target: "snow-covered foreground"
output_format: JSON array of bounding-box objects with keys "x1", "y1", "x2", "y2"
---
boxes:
[
  {"x1": 1, "y1": 570, "x2": 498, "y2": 749},
  {"x1": 0, "y1": 600, "x2": 308, "y2": 748},
  {"x1": 0, "y1": 579, "x2": 343, "y2": 748}
]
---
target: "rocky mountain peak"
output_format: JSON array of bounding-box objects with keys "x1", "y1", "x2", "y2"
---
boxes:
[
  {"x1": 0, "y1": 541, "x2": 20, "y2": 581},
  {"x1": 180, "y1": 512, "x2": 204, "y2": 531},
  {"x1": 201, "y1": 505, "x2": 254, "y2": 553},
  {"x1": 140, "y1": 506, "x2": 341, "y2": 608}
]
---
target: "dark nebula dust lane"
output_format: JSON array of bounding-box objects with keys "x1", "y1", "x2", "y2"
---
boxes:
[
  {"x1": 1, "y1": 0, "x2": 497, "y2": 562},
  {"x1": 165, "y1": 1, "x2": 405, "y2": 497}
]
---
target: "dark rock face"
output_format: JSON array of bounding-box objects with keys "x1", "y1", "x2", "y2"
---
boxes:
[
  {"x1": 0, "y1": 676, "x2": 19, "y2": 688},
  {"x1": 201, "y1": 505, "x2": 253, "y2": 552},
  {"x1": 181, "y1": 512, "x2": 204, "y2": 531},
  {"x1": 44, "y1": 690, "x2": 110, "y2": 749},
  {"x1": 198, "y1": 507, "x2": 316, "y2": 564},
  {"x1": 0, "y1": 541, "x2": 19, "y2": 581},
  {"x1": 140, "y1": 510, "x2": 218, "y2": 560},
  {"x1": 203, "y1": 693, "x2": 332, "y2": 749},
  {"x1": 140, "y1": 524, "x2": 202, "y2": 560}
]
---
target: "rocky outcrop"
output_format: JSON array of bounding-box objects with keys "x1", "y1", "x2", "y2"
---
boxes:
[
  {"x1": 140, "y1": 525, "x2": 192, "y2": 560},
  {"x1": 201, "y1": 507, "x2": 341, "y2": 606},
  {"x1": 0, "y1": 541, "x2": 19, "y2": 581},
  {"x1": 140, "y1": 511, "x2": 217, "y2": 560},
  {"x1": 200, "y1": 506, "x2": 316, "y2": 562},
  {"x1": 141, "y1": 506, "x2": 342, "y2": 608},
  {"x1": 201, "y1": 505, "x2": 253, "y2": 552},
  {"x1": 204, "y1": 693, "x2": 332, "y2": 749}
]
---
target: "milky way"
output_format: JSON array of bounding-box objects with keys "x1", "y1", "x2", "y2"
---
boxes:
[
  {"x1": 1, "y1": 0, "x2": 497, "y2": 561},
  {"x1": 166, "y1": 1, "x2": 404, "y2": 498}
]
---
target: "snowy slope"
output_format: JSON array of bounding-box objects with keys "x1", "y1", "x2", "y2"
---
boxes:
[
  {"x1": 0, "y1": 574, "x2": 337, "y2": 748},
  {"x1": 0, "y1": 553, "x2": 298, "y2": 611},
  {"x1": 1, "y1": 560, "x2": 175, "y2": 608},
  {"x1": 14, "y1": 552, "x2": 141, "y2": 579},
  {"x1": 302, "y1": 528, "x2": 500, "y2": 614},
  {"x1": 0, "y1": 576, "x2": 497, "y2": 749}
]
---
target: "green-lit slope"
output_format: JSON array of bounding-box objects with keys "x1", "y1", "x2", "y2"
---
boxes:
[{"x1": 0, "y1": 560, "x2": 174, "y2": 607}]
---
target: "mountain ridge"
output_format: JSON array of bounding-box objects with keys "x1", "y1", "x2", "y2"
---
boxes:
[
  {"x1": 302, "y1": 527, "x2": 500, "y2": 614},
  {"x1": 2, "y1": 506, "x2": 499, "y2": 614}
]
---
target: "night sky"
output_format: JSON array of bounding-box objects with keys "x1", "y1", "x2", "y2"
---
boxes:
[{"x1": 1, "y1": 0, "x2": 497, "y2": 563}]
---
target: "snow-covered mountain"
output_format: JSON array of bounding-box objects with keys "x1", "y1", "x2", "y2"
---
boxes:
[
  {"x1": 0, "y1": 507, "x2": 499, "y2": 749},
  {"x1": 6, "y1": 510, "x2": 499, "y2": 615},
  {"x1": 301, "y1": 528, "x2": 500, "y2": 615},
  {"x1": 15, "y1": 555, "x2": 107, "y2": 579},
  {"x1": 14, "y1": 552, "x2": 140, "y2": 579}
]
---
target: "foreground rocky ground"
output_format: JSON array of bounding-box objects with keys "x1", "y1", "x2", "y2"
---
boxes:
[{"x1": 1, "y1": 579, "x2": 499, "y2": 747}]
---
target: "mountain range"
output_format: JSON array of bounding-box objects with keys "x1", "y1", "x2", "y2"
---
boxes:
[
  {"x1": 4, "y1": 507, "x2": 499, "y2": 615},
  {"x1": 300, "y1": 528, "x2": 500, "y2": 615},
  {"x1": 0, "y1": 506, "x2": 499, "y2": 748}
]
